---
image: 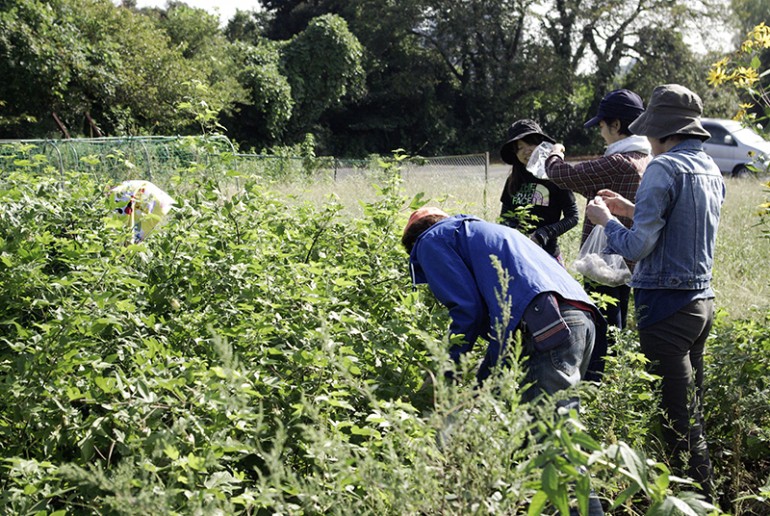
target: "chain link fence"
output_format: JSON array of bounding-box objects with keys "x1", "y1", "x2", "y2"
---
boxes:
[
  {"x1": 0, "y1": 135, "x2": 235, "y2": 181},
  {"x1": 400, "y1": 153, "x2": 494, "y2": 217},
  {"x1": 0, "y1": 135, "x2": 502, "y2": 216},
  {"x1": 232, "y1": 152, "x2": 497, "y2": 217}
]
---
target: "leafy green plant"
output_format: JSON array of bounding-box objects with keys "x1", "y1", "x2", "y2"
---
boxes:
[
  {"x1": 0, "y1": 158, "x2": 764, "y2": 514},
  {"x1": 708, "y1": 22, "x2": 770, "y2": 127},
  {"x1": 706, "y1": 311, "x2": 770, "y2": 514},
  {"x1": 709, "y1": 22, "x2": 770, "y2": 240},
  {"x1": 177, "y1": 80, "x2": 228, "y2": 137}
]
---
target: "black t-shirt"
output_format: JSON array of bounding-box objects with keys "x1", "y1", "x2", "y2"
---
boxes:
[{"x1": 500, "y1": 172, "x2": 578, "y2": 257}]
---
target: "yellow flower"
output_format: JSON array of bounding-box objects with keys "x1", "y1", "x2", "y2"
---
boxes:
[
  {"x1": 734, "y1": 66, "x2": 759, "y2": 87},
  {"x1": 734, "y1": 104, "x2": 757, "y2": 123},
  {"x1": 749, "y1": 22, "x2": 770, "y2": 48},
  {"x1": 707, "y1": 59, "x2": 730, "y2": 86},
  {"x1": 741, "y1": 40, "x2": 755, "y2": 53},
  {"x1": 712, "y1": 57, "x2": 729, "y2": 68}
]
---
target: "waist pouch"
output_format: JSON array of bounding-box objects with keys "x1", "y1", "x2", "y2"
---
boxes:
[{"x1": 521, "y1": 292, "x2": 571, "y2": 352}]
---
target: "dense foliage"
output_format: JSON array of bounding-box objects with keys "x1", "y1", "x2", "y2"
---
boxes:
[
  {"x1": 0, "y1": 151, "x2": 768, "y2": 514},
  {"x1": 0, "y1": 0, "x2": 743, "y2": 157},
  {"x1": 0, "y1": 0, "x2": 243, "y2": 137}
]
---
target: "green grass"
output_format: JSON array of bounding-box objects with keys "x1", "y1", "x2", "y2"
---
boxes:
[
  {"x1": 712, "y1": 176, "x2": 770, "y2": 318},
  {"x1": 275, "y1": 167, "x2": 770, "y2": 322}
]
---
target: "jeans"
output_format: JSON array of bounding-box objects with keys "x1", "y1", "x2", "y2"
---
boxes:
[
  {"x1": 569, "y1": 494, "x2": 605, "y2": 516},
  {"x1": 522, "y1": 304, "x2": 595, "y2": 409},
  {"x1": 639, "y1": 298, "x2": 713, "y2": 499},
  {"x1": 521, "y1": 305, "x2": 603, "y2": 515},
  {"x1": 583, "y1": 282, "x2": 630, "y2": 381}
]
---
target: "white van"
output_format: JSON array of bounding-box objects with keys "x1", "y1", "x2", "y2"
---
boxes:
[{"x1": 701, "y1": 118, "x2": 770, "y2": 177}]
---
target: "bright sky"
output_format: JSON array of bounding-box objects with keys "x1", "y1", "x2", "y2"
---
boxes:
[
  {"x1": 129, "y1": 0, "x2": 262, "y2": 25},
  {"x1": 125, "y1": 1, "x2": 734, "y2": 55}
]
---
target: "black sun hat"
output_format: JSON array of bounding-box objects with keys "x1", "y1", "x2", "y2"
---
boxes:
[{"x1": 500, "y1": 119, "x2": 555, "y2": 165}]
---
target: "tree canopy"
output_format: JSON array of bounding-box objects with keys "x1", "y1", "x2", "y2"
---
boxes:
[{"x1": 0, "y1": 0, "x2": 747, "y2": 156}]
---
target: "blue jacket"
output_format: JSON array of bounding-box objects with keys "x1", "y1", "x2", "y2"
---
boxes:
[
  {"x1": 604, "y1": 139, "x2": 725, "y2": 290},
  {"x1": 409, "y1": 215, "x2": 596, "y2": 380}
]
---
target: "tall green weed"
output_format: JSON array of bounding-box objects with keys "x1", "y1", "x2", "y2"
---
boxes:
[{"x1": 0, "y1": 164, "x2": 762, "y2": 514}]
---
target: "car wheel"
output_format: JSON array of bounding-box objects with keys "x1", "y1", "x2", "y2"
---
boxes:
[{"x1": 732, "y1": 165, "x2": 751, "y2": 178}]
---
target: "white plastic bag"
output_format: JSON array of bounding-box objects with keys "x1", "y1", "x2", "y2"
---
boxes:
[
  {"x1": 572, "y1": 225, "x2": 631, "y2": 286},
  {"x1": 525, "y1": 142, "x2": 553, "y2": 179}
]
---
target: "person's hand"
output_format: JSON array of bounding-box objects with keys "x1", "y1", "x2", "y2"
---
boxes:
[
  {"x1": 529, "y1": 229, "x2": 546, "y2": 247},
  {"x1": 549, "y1": 143, "x2": 565, "y2": 158},
  {"x1": 597, "y1": 189, "x2": 635, "y2": 219},
  {"x1": 585, "y1": 196, "x2": 613, "y2": 226}
]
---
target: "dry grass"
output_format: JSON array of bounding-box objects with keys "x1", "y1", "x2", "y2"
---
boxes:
[
  {"x1": 273, "y1": 166, "x2": 770, "y2": 321},
  {"x1": 711, "y1": 176, "x2": 770, "y2": 318}
]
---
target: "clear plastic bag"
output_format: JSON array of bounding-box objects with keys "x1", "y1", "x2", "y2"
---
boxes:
[
  {"x1": 525, "y1": 142, "x2": 553, "y2": 179},
  {"x1": 572, "y1": 225, "x2": 631, "y2": 287}
]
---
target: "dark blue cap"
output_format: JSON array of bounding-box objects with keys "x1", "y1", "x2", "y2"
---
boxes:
[{"x1": 584, "y1": 89, "x2": 645, "y2": 128}]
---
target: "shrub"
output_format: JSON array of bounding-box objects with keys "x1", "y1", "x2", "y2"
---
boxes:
[{"x1": 0, "y1": 163, "x2": 757, "y2": 514}]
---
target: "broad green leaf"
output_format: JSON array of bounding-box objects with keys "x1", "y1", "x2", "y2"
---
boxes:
[
  {"x1": 667, "y1": 496, "x2": 700, "y2": 516},
  {"x1": 66, "y1": 386, "x2": 84, "y2": 401},
  {"x1": 609, "y1": 484, "x2": 641, "y2": 511},
  {"x1": 94, "y1": 376, "x2": 118, "y2": 394},
  {"x1": 187, "y1": 453, "x2": 205, "y2": 471},
  {"x1": 115, "y1": 299, "x2": 136, "y2": 312},
  {"x1": 571, "y1": 431, "x2": 601, "y2": 451},
  {"x1": 541, "y1": 463, "x2": 569, "y2": 514},
  {"x1": 164, "y1": 446, "x2": 180, "y2": 460},
  {"x1": 527, "y1": 490, "x2": 548, "y2": 516},
  {"x1": 350, "y1": 425, "x2": 382, "y2": 439},
  {"x1": 576, "y1": 474, "x2": 590, "y2": 516},
  {"x1": 618, "y1": 443, "x2": 647, "y2": 492}
]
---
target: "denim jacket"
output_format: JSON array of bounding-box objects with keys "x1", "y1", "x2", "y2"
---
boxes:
[{"x1": 604, "y1": 139, "x2": 725, "y2": 290}]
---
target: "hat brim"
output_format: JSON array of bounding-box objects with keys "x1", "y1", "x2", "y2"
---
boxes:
[
  {"x1": 583, "y1": 116, "x2": 601, "y2": 129},
  {"x1": 629, "y1": 112, "x2": 711, "y2": 140},
  {"x1": 499, "y1": 131, "x2": 555, "y2": 164}
]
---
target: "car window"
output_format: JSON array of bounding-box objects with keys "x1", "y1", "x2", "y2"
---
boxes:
[{"x1": 703, "y1": 124, "x2": 733, "y2": 146}]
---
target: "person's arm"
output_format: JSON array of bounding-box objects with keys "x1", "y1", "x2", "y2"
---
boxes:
[
  {"x1": 545, "y1": 151, "x2": 626, "y2": 199},
  {"x1": 414, "y1": 237, "x2": 487, "y2": 361},
  {"x1": 532, "y1": 187, "x2": 579, "y2": 244},
  {"x1": 587, "y1": 165, "x2": 672, "y2": 261}
]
